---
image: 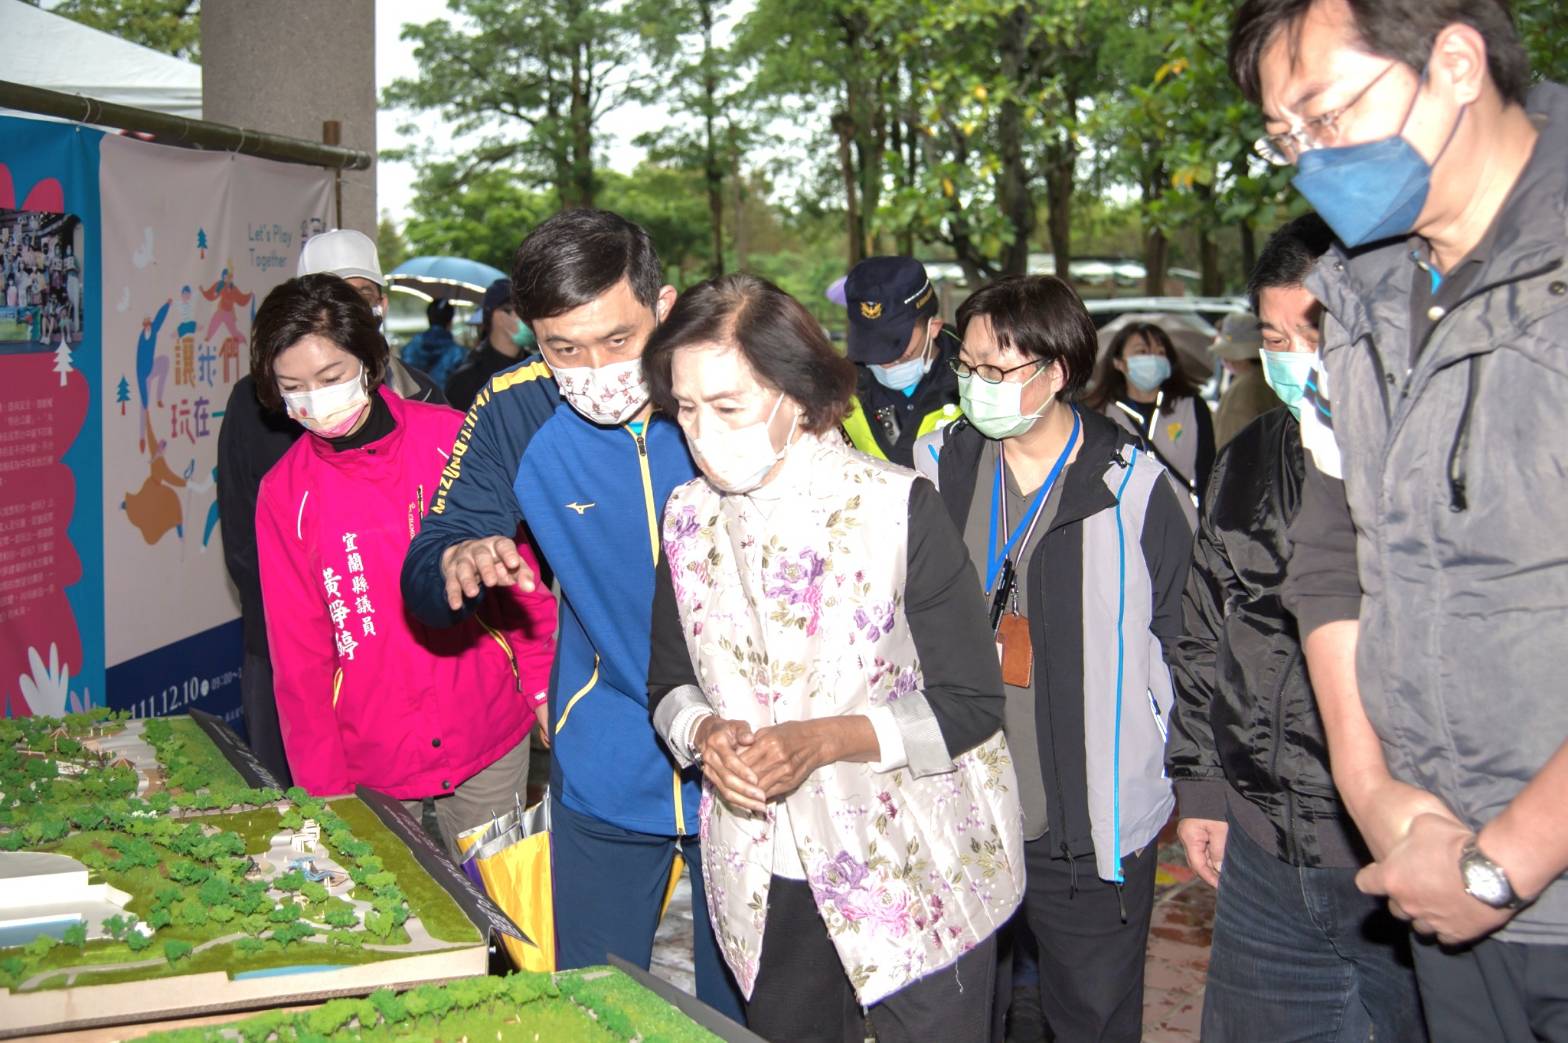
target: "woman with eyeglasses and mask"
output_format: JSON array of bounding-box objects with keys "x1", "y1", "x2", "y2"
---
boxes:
[
  {"x1": 251, "y1": 274, "x2": 556, "y2": 858},
  {"x1": 643, "y1": 273, "x2": 1024, "y2": 1042},
  {"x1": 915, "y1": 275, "x2": 1194, "y2": 1042},
  {"x1": 1083, "y1": 321, "x2": 1214, "y2": 522}
]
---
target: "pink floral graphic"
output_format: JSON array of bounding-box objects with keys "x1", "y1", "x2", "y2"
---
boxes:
[{"x1": 764, "y1": 547, "x2": 826, "y2": 635}]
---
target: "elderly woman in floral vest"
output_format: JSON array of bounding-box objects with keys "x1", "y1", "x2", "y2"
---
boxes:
[{"x1": 643, "y1": 273, "x2": 1025, "y2": 1043}]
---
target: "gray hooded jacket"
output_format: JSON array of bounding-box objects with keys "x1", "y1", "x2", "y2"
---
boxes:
[{"x1": 1290, "y1": 82, "x2": 1568, "y2": 943}]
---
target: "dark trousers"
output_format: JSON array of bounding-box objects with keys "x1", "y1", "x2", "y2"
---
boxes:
[
  {"x1": 1412, "y1": 933, "x2": 1568, "y2": 1042},
  {"x1": 1018, "y1": 838, "x2": 1156, "y2": 1043},
  {"x1": 240, "y1": 651, "x2": 292, "y2": 788},
  {"x1": 746, "y1": 876, "x2": 997, "y2": 1043},
  {"x1": 550, "y1": 795, "x2": 744, "y2": 1024},
  {"x1": 1202, "y1": 817, "x2": 1426, "y2": 1042}
]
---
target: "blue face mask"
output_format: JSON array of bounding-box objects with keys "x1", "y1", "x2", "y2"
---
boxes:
[
  {"x1": 1259, "y1": 348, "x2": 1315, "y2": 420},
  {"x1": 870, "y1": 328, "x2": 932, "y2": 393},
  {"x1": 1291, "y1": 74, "x2": 1464, "y2": 248},
  {"x1": 1124, "y1": 354, "x2": 1171, "y2": 393}
]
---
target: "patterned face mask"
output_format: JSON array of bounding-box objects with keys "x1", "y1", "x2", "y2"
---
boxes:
[
  {"x1": 553, "y1": 357, "x2": 650, "y2": 426},
  {"x1": 282, "y1": 364, "x2": 369, "y2": 437}
]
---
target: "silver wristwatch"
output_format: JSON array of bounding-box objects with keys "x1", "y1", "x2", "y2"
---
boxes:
[{"x1": 1459, "y1": 837, "x2": 1527, "y2": 910}]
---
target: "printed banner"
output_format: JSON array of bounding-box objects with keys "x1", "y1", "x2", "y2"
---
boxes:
[
  {"x1": 0, "y1": 115, "x2": 104, "y2": 719},
  {"x1": 1, "y1": 115, "x2": 332, "y2": 729},
  {"x1": 98, "y1": 134, "x2": 332, "y2": 723}
]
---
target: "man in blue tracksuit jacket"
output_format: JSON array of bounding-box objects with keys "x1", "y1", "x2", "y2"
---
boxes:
[{"x1": 401, "y1": 210, "x2": 742, "y2": 1020}]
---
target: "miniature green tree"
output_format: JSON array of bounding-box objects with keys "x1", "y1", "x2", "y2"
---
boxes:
[
  {"x1": 125, "y1": 929, "x2": 153, "y2": 953},
  {"x1": 301, "y1": 880, "x2": 329, "y2": 905},
  {"x1": 163, "y1": 939, "x2": 194, "y2": 964},
  {"x1": 147, "y1": 907, "x2": 174, "y2": 930},
  {"x1": 24, "y1": 934, "x2": 58, "y2": 959},
  {"x1": 272, "y1": 922, "x2": 315, "y2": 948},
  {"x1": 367, "y1": 987, "x2": 406, "y2": 1025},
  {"x1": 101, "y1": 914, "x2": 128, "y2": 941},
  {"x1": 62, "y1": 922, "x2": 87, "y2": 949},
  {"x1": 275, "y1": 869, "x2": 305, "y2": 893},
  {"x1": 324, "y1": 905, "x2": 358, "y2": 928},
  {"x1": 176, "y1": 900, "x2": 209, "y2": 928},
  {"x1": 267, "y1": 902, "x2": 301, "y2": 924},
  {"x1": 235, "y1": 937, "x2": 265, "y2": 956},
  {"x1": 0, "y1": 956, "x2": 26, "y2": 988}
]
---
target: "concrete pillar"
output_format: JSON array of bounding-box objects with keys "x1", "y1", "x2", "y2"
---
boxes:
[{"x1": 200, "y1": 0, "x2": 377, "y2": 235}]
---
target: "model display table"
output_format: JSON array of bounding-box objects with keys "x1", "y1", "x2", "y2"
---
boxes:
[{"x1": 0, "y1": 710, "x2": 503, "y2": 1039}]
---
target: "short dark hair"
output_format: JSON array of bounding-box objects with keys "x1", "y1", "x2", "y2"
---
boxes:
[
  {"x1": 511, "y1": 209, "x2": 664, "y2": 323},
  {"x1": 644, "y1": 274, "x2": 857, "y2": 435},
  {"x1": 1082, "y1": 321, "x2": 1203, "y2": 414},
  {"x1": 955, "y1": 275, "x2": 1099, "y2": 396},
  {"x1": 1230, "y1": 0, "x2": 1530, "y2": 107},
  {"x1": 1248, "y1": 212, "x2": 1335, "y2": 311},
  {"x1": 250, "y1": 273, "x2": 387, "y2": 412},
  {"x1": 426, "y1": 297, "x2": 455, "y2": 326}
]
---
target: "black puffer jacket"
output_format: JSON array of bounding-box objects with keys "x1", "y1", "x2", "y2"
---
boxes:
[{"x1": 1166, "y1": 407, "x2": 1361, "y2": 867}]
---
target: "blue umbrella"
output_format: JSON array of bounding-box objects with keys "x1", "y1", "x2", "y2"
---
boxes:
[{"x1": 388, "y1": 256, "x2": 507, "y2": 305}]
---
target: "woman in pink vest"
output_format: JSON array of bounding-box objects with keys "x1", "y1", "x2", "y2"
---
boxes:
[
  {"x1": 643, "y1": 274, "x2": 1024, "y2": 1042},
  {"x1": 251, "y1": 273, "x2": 555, "y2": 857}
]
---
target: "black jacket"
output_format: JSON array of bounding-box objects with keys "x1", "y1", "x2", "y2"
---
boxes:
[
  {"x1": 935, "y1": 410, "x2": 1191, "y2": 860},
  {"x1": 1166, "y1": 408, "x2": 1362, "y2": 867},
  {"x1": 217, "y1": 359, "x2": 444, "y2": 658},
  {"x1": 445, "y1": 343, "x2": 523, "y2": 413}
]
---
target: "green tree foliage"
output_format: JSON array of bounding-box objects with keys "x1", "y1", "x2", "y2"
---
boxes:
[
  {"x1": 62, "y1": 922, "x2": 88, "y2": 949},
  {"x1": 163, "y1": 939, "x2": 194, "y2": 964},
  {"x1": 384, "y1": 0, "x2": 648, "y2": 207},
  {"x1": 41, "y1": 0, "x2": 201, "y2": 63},
  {"x1": 634, "y1": 0, "x2": 748, "y2": 277},
  {"x1": 125, "y1": 928, "x2": 153, "y2": 952},
  {"x1": 377, "y1": 215, "x2": 411, "y2": 273}
]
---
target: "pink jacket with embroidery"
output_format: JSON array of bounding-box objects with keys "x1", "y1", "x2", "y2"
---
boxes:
[{"x1": 256, "y1": 387, "x2": 555, "y2": 799}]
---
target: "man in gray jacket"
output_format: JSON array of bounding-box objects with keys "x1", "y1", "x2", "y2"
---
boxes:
[{"x1": 1230, "y1": 0, "x2": 1568, "y2": 1037}]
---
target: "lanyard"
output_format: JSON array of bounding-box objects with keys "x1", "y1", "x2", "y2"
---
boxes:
[{"x1": 985, "y1": 408, "x2": 1080, "y2": 594}]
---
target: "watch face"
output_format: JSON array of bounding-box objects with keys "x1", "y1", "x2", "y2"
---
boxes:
[{"x1": 1463, "y1": 859, "x2": 1511, "y2": 906}]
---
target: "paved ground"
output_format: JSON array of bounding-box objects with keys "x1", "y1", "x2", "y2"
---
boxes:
[{"x1": 647, "y1": 835, "x2": 1216, "y2": 1042}]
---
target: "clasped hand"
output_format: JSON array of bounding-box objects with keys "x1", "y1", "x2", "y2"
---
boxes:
[{"x1": 694, "y1": 718, "x2": 834, "y2": 814}]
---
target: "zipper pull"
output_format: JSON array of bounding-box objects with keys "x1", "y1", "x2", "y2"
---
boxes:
[{"x1": 634, "y1": 432, "x2": 648, "y2": 457}]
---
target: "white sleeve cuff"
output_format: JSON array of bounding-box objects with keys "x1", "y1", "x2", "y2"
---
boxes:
[
  {"x1": 866, "y1": 705, "x2": 909, "y2": 773},
  {"x1": 670, "y1": 705, "x2": 715, "y2": 767}
]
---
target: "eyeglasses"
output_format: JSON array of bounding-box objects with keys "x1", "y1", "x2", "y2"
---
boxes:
[
  {"x1": 949, "y1": 356, "x2": 1045, "y2": 385},
  {"x1": 1254, "y1": 61, "x2": 1399, "y2": 165}
]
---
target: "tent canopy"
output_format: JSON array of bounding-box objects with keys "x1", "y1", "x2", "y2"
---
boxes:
[{"x1": 1, "y1": 0, "x2": 202, "y2": 119}]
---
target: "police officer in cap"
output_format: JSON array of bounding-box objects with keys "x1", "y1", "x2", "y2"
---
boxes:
[{"x1": 841, "y1": 256, "x2": 962, "y2": 467}]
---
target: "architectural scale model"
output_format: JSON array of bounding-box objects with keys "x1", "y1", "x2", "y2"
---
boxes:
[
  {"x1": 139, "y1": 966, "x2": 724, "y2": 1042},
  {"x1": 0, "y1": 709, "x2": 490, "y2": 1039}
]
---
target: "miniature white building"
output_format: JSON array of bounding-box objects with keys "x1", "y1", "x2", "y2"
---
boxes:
[
  {"x1": 289, "y1": 819, "x2": 321, "y2": 854},
  {"x1": 0, "y1": 852, "x2": 137, "y2": 948}
]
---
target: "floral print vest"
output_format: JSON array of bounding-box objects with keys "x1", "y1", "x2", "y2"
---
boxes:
[{"x1": 661, "y1": 436, "x2": 1025, "y2": 1005}]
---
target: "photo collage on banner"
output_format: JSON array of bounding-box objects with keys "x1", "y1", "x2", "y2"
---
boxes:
[{"x1": 0, "y1": 117, "x2": 102, "y2": 721}]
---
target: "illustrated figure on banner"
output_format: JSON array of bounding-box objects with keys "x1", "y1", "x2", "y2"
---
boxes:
[{"x1": 202, "y1": 264, "x2": 252, "y2": 345}]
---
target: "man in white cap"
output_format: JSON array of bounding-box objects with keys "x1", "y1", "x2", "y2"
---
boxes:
[
  {"x1": 296, "y1": 228, "x2": 389, "y2": 321},
  {"x1": 1209, "y1": 311, "x2": 1275, "y2": 449},
  {"x1": 217, "y1": 229, "x2": 446, "y2": 784}
]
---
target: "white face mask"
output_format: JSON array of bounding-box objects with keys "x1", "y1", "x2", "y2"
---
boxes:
[
  {"x1": 282, "y1": 364, "x2": 369, "y2": 437},
  {"x1": 554, "y1": 357, "x2": 650, "y2": 425},
  {"x1": 691, "y1": 392, "x2": 798, "y2": 494}
]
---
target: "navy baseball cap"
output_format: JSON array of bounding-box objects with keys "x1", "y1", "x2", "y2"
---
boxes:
[{"x1": 844, "y1": 256, "x2": 938, "y2": 365}]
